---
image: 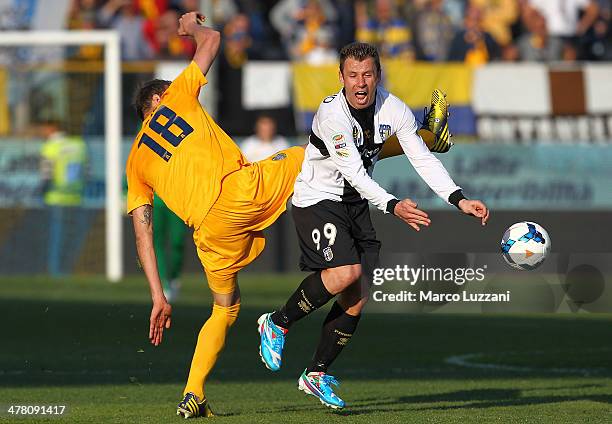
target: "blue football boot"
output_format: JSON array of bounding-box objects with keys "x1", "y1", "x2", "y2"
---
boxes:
[{"x1": 257, "y1": 312, "x2": 287, "y2": 371}]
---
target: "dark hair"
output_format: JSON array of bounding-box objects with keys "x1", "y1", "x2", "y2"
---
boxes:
[
  {"x1": 256, "y1": 113, "x2": 275, "y2": 122},
  {"x1": 339, "y1": 42, "x2": 381, "y2": 75},
  {"x1": 133, "y1": 79, "x2": 171, "y2": 121}
]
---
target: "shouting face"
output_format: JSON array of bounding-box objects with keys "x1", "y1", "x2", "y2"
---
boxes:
[{"x1": 340, "y1": 57, "x2": 379, "y2": 109}]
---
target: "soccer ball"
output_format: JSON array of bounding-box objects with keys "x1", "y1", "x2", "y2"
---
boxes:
[{"x1": 500, "y1": 222, "x2": 551, "y2": 270}]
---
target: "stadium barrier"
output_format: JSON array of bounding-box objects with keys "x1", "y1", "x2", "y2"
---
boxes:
[{"x1": 2, "y1": 141, "x2": 611, "y2": 210}]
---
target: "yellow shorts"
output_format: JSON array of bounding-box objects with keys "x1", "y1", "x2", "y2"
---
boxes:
[{"x1": 193, "y1": 146, "x2": 305, "y2": 294}]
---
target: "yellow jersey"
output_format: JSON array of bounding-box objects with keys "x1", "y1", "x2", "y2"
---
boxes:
[{"x1": 126, "y1": 61, "x2": 246, "y2": 228}]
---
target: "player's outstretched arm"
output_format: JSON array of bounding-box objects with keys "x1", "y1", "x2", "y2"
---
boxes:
[
  {"x1": 178, "y1": 11, "x2": 221, "y2": 77},
  {"x1": 132, "y1": 204, "x2": 172, "y2": 346}
]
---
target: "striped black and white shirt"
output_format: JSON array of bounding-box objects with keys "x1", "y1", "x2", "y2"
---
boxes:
[{"x1": 292, "y1": 86, "x2": 462, "y2": 213}]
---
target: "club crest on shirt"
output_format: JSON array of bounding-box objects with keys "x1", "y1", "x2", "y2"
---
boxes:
[
  {"x1": 323, "y1": 246, "x2": 333, "y2": 262},
  {"x1": 379, "y1": 124, "x2": 391, "y2": 141},
  {"x1": 352, "y1": 126, "x2": 359, "y2": 143},
  {"x1": 272, "y1": 152, "x2": 286, "y2": 161}
]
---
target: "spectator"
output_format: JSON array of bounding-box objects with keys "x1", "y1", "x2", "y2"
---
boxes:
[
  {"x1": 144, "y1": 7, "x2": 195, "y2": 59},
  {"x1": 355, "y1": 0, "x2": 415, "y2": 59},
  {"x1": 529, "y1": 0, "x2": 600, "y2": 38},
  {"x1": 412, "y1": 0, "x2": 455, "y2": 61},
  {"x1": 475, "y1": 0, "x2": 526, "y2": 62},
  {"x1": 222, "y1": 13, "x2": 252, "y2": 68},
  {"x1": 68, "y1": 0, "x2": 99, "y2": 30},
  {"x1": 241, "y1": 115, "x2": 289, "y2": 162},
  {"x1": 528, "y1": 0, "x2": 600, "y2": 58},
  {"x1": 134, "y1": 0, "x2": 168, "y2": 19},
  {"x1": 504, "y1": 0, "x2": 532, "y2": 60},
  {"x1": 582, "y1": 12, "x2": 612, "y2": 60},
  {"x1": 471, "y1": 0, "x2": 519, "y2": 47},
  {"x1": 448, "y1": 3, "x2": 500, "y2": 64},
  {"x1": 68, "y1": 0, "x2": 103, "y2": 59},
  {"x1": 270, "y1": 0, "x2": 338, "y2": 58},
  {"x1": 302, "y1": 27, "x2": 339, "y2": 64},
  {"x1": 209, "y1": 0, "x2": 238, "y2": 28},
  {"x1": 517, "y1": 8, "x2": 564, "y2": 61},
  {"x1": 238, "y1": 0, "x2": 287, "y2": 59},
  {"x1": 443, "y1": 0, "x2": 468, "y2": 29},
  {"x1": 290, "y1": 0, "x2": 338, "y2": 61},
  {"x1": 217, "y1": 14, "x2": 254, "y2": 135},
  {"x1": 98, "y1": 0, "x2": 153, "y2": 60},
  {"x1": 398, "y1": 0, "x2": 427, "y2": 25}
]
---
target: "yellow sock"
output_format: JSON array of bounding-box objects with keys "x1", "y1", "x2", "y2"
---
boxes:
[{"x1": 183, "y1": 303, "x2": 240, "y2": 400}]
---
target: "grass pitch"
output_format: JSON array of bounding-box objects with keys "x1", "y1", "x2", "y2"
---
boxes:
[{"x1": 1, "y1": 274, "x2": 611, "y2": 423}]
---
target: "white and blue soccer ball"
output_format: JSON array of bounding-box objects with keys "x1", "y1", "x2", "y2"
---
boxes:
[{"x1": 501, "y1": 222, "x2": 551, "y2": 270}]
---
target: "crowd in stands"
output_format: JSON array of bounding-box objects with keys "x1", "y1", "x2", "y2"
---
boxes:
[
  {"x1": 66, "y1": 0, "x2": 611, "y2": 64},
  {"x1": 3, "y1": 0, "x2": 609, "y2": 138}
]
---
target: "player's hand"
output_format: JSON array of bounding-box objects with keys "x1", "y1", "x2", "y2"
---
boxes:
[
  {"x1": 394, "y1": 199, "x2": 431, "y2": 232},
  {"x1": 458, "y1": 199, "x2": 490, "y2": 226},
  {"x1": 178, "y1": 11, "x2": 205, "y2": 37},
  {"x1": 149, "y1": 298, "x2": 172, "y2": 346}
]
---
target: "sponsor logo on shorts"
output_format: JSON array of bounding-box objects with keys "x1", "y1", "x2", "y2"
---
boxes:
[
  {"x1": 323, "y1": 246, "x2": 333, "y2": 262},
  {"x1": 272, "y1": 152, "x2": 287, "y2": 161}
]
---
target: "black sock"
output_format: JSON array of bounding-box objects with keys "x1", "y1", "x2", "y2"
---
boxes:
[
  {"x1": 271, "y1": 271, "x2": 333, "y2": 329},
  {"x1": 361, "y1": 247, "x2": 380, "y2": 287},
  {"x1": 307, "y1": 302, "x2": 361, "y2": 373}
]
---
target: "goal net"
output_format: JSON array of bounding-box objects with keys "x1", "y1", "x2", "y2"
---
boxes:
[{"x1": 0, "y1": 31, "x2": 123, "y2": 281}]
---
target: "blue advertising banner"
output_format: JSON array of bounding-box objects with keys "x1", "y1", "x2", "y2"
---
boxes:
[
  {"x1": 373, "y1": 145, "x2": 612, "y2": 210},
  {"x1": 1, "y1": 141, "x2": 611, "y2": 210}
]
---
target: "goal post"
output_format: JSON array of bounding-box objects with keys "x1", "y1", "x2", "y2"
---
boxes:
[{"x1": 0, "y1": 30, "x2": 123, "y2": 282}]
